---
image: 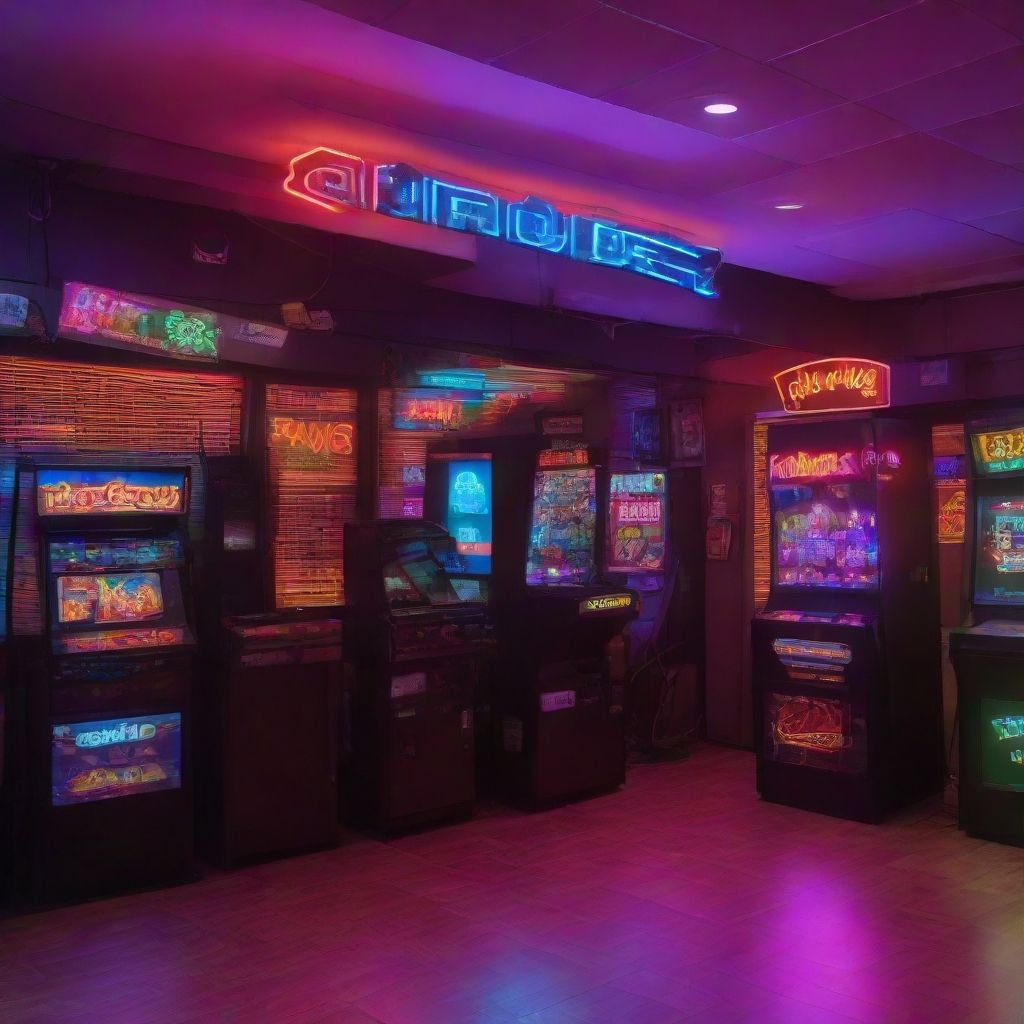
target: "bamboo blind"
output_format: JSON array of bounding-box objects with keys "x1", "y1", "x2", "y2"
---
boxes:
[
  {"x1": 0, "y1": 357, "x2": 243, "y2": 454},
  {"x1": 377, "y1": 388, "x2": 429, "y2": 519},
  {"x1": 266, "y1": 384, "x2": 358, "y2": 608},
  {"x1": 752, "y1": 421, "x2": 771, "y2": 610}
]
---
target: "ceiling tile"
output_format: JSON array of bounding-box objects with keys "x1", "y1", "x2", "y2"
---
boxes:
[
  {"x1": 300, "y1": 0, "x2": 410, "y2": 24},
  {"x1": 607, "y1": 0, "x2": 916, "y2": 61},
  {"x1": 861, "y1": 46, "x2": 1024, "y2": 129},
  {"x1": 738, "y1": 103, "x2": 909, "y2": 163},
  {"x1": 775, "y1": 0, "x2": 1018, "y2": 100},
  {"x1": 953, "y1": 0, "x2": 1024, "y2": 38},
  {"x1": 719, "y1": 133, "x2": 1024, "y2": 223},
  {"x1": 934, "y1": 103, "x2": 1024, "y2": 165},
  {"x1": 605, "y1": 49, "x2": 841, "y2": 139},
  {"x1": 381, "y1": 0, "x2": 598, "y2": 63},
  {"x1": 969, "y1": 207, "x2": 1024, "y2": 243},
  {"x1": 492, "y1": 6, "x2": 710, "y2": 97},
  {"x1": 801, "y1": 208, "x2": 1024, "y2": 271}
]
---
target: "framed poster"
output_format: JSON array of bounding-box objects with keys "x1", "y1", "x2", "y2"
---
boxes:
[
  {"x1": 670, "y1": 400, "x2": 705, "y2": 466},
  {"x1": 631, "y1": 408, "x2": 664, "y2": 461}
]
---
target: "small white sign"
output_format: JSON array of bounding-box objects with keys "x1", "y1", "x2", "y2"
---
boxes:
[
  {"x1": 540, "y1": 690, "x2": 576, "y2": 713},
  {"x1": 391, "y1": 671, "x2": 427, "y2": 699}
]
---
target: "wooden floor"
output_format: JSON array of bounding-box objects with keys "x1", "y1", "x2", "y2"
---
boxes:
[{"x1": 2, "y1": 746, "x2": 1023, "y2": 1023}]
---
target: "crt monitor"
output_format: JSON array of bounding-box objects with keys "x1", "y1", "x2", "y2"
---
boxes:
[
  {"x1": 526, "y1": 467, "x2": 597, "y2": 586},
  {"x1": 974, "y1": 497, "x2": 1024, "y2": 606},
  {"x1": 771, "y1": 479, "x2": 878, "y2": 590}
]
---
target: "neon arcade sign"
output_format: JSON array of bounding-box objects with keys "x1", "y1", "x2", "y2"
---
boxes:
[
  {"x1": 284, "y1": 148, "x2": 721, "y2": 297},
  {"x1": 773, "y1": 359, "x2": 890, "y2": 415}
]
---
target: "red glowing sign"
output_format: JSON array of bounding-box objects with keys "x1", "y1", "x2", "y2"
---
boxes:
[
  {"x1": 774, "y1": 359, "x2": 890, "y2": 415},
  {"x1": 269, "y1": 417, "x2": 354, "y2": 458},
  {"x1": 538, "y1": 448, "x2": 589, "y2": 468},
  {"x1": 769, "y1": 450, "x2": 862, "y2": 482}
]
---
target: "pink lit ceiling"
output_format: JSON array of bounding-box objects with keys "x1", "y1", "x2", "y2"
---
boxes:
[{"x1": 1, "y1": 0, "x2": 1023, "y2": 300}]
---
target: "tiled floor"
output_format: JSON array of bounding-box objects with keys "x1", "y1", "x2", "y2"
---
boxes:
[{"x1": 2, "y1": 745, "x2": 1023, "y2": 1023}]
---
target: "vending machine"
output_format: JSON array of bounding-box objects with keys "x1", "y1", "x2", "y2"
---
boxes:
[
  {"x1": 950, "y1": 415, "x2": 1024, "y2": 845},
  {"x1": 495, "y1": 446, "x2": 637, "y2": 807},
  {"x1": 344, "y1": 520, "x2": 494, "y2": 831},
  {"x1": 29, "y1": 462, "x2": 197, "y2": 901},
  {"x1": 751, "y1": 417, "x2": 941, "y2": 822}
]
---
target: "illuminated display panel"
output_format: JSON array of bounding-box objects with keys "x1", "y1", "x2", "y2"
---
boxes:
[
  {"x1": 57, "y1": 573, "x2": 163, "y2": 626},
  {"x1": 37, "y1": 469, "x2": 186, "y2": 516},
  {"x1": 55, "y1": 628, "x2": 184, "y2": 654},
  {"x1": 982, "y1": 698, "x2": 1024, "y2": 791},
  {"x1": 766, "y1": 694, "x2": 851, "y2": 771},
  {"x1": 773, "y1": 359, "x2": 890, "y2": 415},
  {"x1": 971, "y1": 426, "x2": 1024, "y2": 475},
  {"x1": 266, "y1": 385, "x2": 358, "y2": 608},
  {"x1": 526, "y1": 468, "x2": 597, "y2": 586},
  {"x1": 52, "y1": 713, "x2": 182, "y2": 806},
  {"x1": 48, "y1": 538, "x2": 180, "y2": 572},
  {"x1": 608, "y1": 471, "x2": 666, "y2": 573},
  {"x1": 392, "y1": 389, "x2": 480, "y2": 431},
  {"x1": 445, "y1": 459, "x2": 492, "y2": 575},
  {"x1": 974, "y1": 497, "x2": 1024, "y2": 605},
  {"x1": 772, "y1": 480, "x2": 878, "y2": 590}
]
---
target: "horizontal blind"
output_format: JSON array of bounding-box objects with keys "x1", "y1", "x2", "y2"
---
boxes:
[{"x1": 266, "y1": 384, "x2": 358, "y2": 608}]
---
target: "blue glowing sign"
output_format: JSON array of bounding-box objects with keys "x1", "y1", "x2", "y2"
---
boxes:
[{"x1": 286, "y1": 148, "x2": 721, "y2": 297}]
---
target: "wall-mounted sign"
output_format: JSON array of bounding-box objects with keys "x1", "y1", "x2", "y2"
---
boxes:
[
  {"x1": 669, "y1": 399, "x2": 705, "y2": 466},
  {"x1": 936, "y1": 483, "x2": 966, "y2": 544},
  {"x1": 37, "y1": 469, "x2": 187, "y2": 516},
  {"x1": 773, "y1": 359, "x2": 890, "y2": 415},
  {"x1": 540, "y1": 413, "x2": 584, "y2": 436},
  {"x1": 631, "y1": 408, "x2": 664, "y2": 461},
  {"x1": 59, "y1": 282, "x2": 220, "y2": 361},
  {"x1": 418, "y1": 370, "x2": 486, "y2": 391},
  {"x1": 579, "y1": 593, "x2": 634, "y2": 615},
  {"x1": 284, "y1": 148, "x2": 721, "y2": 297},
  {"x1": 392, "y1": 388, "x2": 479, "y2": 430},
  {"x1": 972, "y1": 427, "x2": 1024, "y2": 475}
]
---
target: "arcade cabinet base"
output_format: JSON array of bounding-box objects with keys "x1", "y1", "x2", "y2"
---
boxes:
[{"x1": 757, "y1": 763, "x2": 882, "y2": 824}]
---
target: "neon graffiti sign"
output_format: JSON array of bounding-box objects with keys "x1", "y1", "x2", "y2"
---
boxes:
[
  {"x1": 59, "y1": 282, "x2": 220, "y2": 360},
  {"x1": 773, "y1": 359, "x2": 890, "y2": 414},
  {"x1": 284, "y1": 148, "x2": 721, "y2": 297},
  {"x1": 269, "y1": 417, "x2": 354, "y2": 458},
  {"x1": 769, "y1": 450, "x2": 862, "y2": 481}
]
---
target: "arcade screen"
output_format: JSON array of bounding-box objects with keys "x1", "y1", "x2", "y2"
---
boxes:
[
  {"x1": 57, "y1": 573, "x2": 164, "y2": 625},
  {"x1": 772, "y1": 482, "x2": 878, "y2": 589},
  {"x1": 974, "y1": 498, "x2": 1024, "y2": 605},
  {"x1": 982, "y1": 698, "x2": 1024, "y2": 791},
  {"x1": 51, "y1": 712, "x2": 182, "y2": 806},
  {"x1": 608, "y1": 471, "x2": 666, "y2": 573},
  {"x1": 382, "y1": 536, "x2": 463, "y2": 609},
  {"x1": 445, "y1": 459, "x2": 492, "y2": 575},
  {"x1": 526, "y1": 468, "x2": 597, "y2": 586}
]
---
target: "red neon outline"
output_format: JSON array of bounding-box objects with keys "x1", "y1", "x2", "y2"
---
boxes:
[
  {"x1": 283, "y1": 147, "x2": 375, "y2": 213},
  {"x1": 773, "y1": 358, "x2": 891, "y2": 415}
]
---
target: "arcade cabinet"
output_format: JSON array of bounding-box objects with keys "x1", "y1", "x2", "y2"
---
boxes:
[
  {"x1": 0, "y1": 457, "x2": 15, "y2": 901},
  {"x1": 203, "y1": 459, "x2": 342, "y2": 866},
  {"x1": 951, "y1": 415, "x2": 1024, "y2": 846},
  {"x1": 496, "y1": 446, "x2": 637, "y2": 807},
  {"x1": 751, "y1": 417, "x2": 942, "y2": 822},
  {"x1": 30, "y1": 463, "x2": 197, "y2": 901},
  {"x1": 344, "y1": 520, "x2": 493, "y2": 831}
]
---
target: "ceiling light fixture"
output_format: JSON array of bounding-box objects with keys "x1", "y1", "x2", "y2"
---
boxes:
[
  {"x1": 774, "y1": 203, "x2": 804, "y2": 210},
  {"x1": 704, "y1": 102, "x2": 738, "y2": 115}
]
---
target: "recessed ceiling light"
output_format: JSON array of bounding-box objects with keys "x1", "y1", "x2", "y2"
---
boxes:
[
  {"x1": 774, "y1": 203, "x2": 804, "y2": 210},
  {"x1": 704, "y1": 102, "x2": 738, "y2": 115}
]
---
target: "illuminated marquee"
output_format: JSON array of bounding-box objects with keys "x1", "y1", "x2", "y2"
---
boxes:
[
  {"x1": 769, "y1": 450, "x2": 861, "y2": 481},
  {"x1": 580, "y1": 593, "x2": 634, "y2": 615},
  {"x1": 59, "y1": 282, "x2": 220, "y2": 360},
  {"x1": 539, "y1": 448, "x2": 589, "y2": 468},
  {"x1": 269, "y1": 416, "x2": 354, "y2": 458},
  {"x1": 393, "y1": 389, "x2": 476, "y2": 431},
  {"x1": 284, "y1": 148, "x2": 721, "y2": 297},
  {"x1": 37, "y1": 470, "x2": 185, "y2": 516},
  {"x1": 773, "y1": 359, "x2": 890, "y2": 415},
  {"x1": 75, "y1": 721, "x2": 157, "y2": 748},
  {"x1": 972, "y1": 427, "x2": 1024, "y2": 475}
]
